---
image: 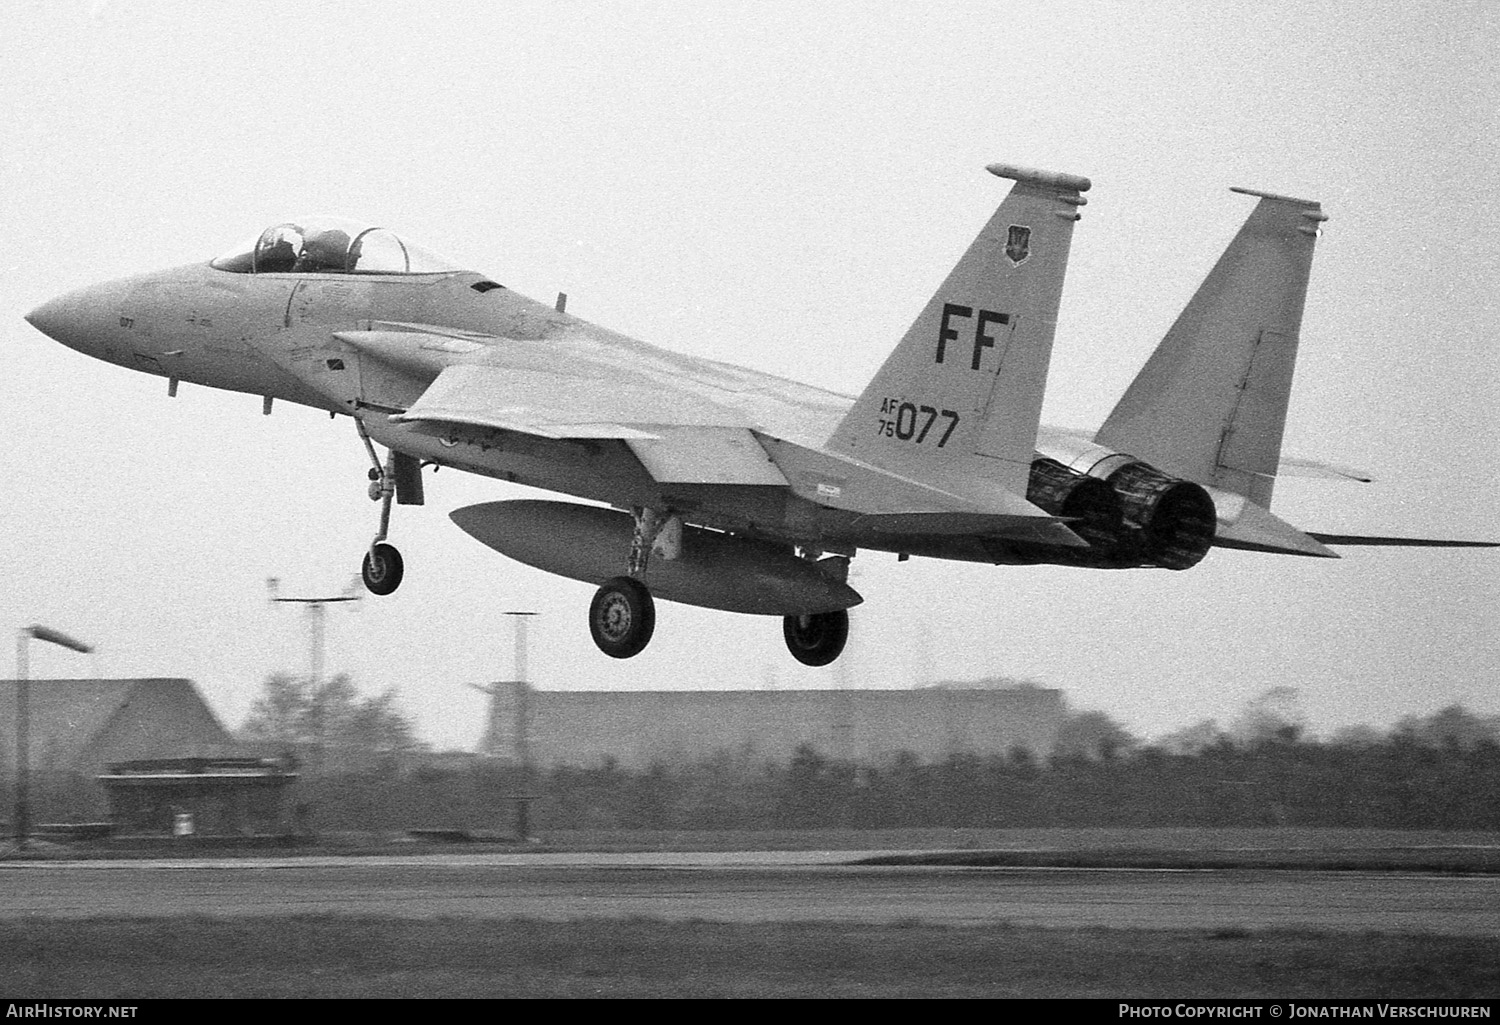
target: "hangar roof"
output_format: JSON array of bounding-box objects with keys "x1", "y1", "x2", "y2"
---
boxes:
[{"x1": 0, "y1": 678, "x2": 233, "y2": 771}]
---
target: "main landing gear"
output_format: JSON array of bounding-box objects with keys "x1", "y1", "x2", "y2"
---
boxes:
[
  {"x1": 783, "y1": 610, "x2": 850, "y2": 667},
  {"x1": 589, "y1": 576, "x2": 655, "y2": 658},
  {"x1": 583, "y1": 508, "x2": 851, "y2": 667},
  {"x1": 587, "y1": 508, "x2": 666, "y2": 659}
]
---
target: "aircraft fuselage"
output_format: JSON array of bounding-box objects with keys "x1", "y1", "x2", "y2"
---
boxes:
[
  {"x1": 19, "y1": 256, "x2": 1220, "y2": 570},
  {"x1": 32, "y1": 262, "x2": 903, "y2": 557}
]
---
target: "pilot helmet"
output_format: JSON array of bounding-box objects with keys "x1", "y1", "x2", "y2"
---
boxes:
[{"x1": 299, "y1": 228, "x2": 352, "y2": 270}]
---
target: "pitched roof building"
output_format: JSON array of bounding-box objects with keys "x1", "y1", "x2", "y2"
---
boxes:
[{"x1": 1, "y1": 678, "x2": 235, "y2": 820}]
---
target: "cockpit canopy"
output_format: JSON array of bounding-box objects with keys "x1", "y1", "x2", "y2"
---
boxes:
[{"x1": 211, "y1": 216, "x2": 464, "y2": 275}]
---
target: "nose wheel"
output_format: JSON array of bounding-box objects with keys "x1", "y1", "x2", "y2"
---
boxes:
[
  {"x1": 783, "y1": 610, "x2": 849, "y2": 667},
  {"x1": 362, "y1": 542, "x2": 404, "y2": 596}
]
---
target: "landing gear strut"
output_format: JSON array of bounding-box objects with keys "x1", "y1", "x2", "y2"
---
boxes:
[
  {"x1": 587, "y1": 507, "x2": 666, "y2": 658},
  {"x1": 783, "y1": 610, "x2": 849, "y2": 667},
  {"x1": 357, "y1": 419, "x2": 404, "y2": 595}
]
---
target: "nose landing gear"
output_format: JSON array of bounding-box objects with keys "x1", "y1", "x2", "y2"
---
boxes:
[
  {"x1": 363, "y1": 540, "x2": 404, "y2": 596},
  {"x1": 356, "y1": 419, "x2": 408, "y2": 596}
]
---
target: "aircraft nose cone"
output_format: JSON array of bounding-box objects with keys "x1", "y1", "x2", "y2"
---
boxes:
[{"x1": 25, "y1": 291, "x2": 93, "y2": 349}]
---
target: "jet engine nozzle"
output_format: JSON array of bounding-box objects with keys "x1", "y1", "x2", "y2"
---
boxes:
[
  {"x1": 1024, "y1": 456, "x2": 1216, "y2": 569},
  {"x1": 1104, "y1": 462, "x2": 1216, "y2": 570},
  {"x1": 1026, "y1": 458, "x2": 1124, "y2": 551}
]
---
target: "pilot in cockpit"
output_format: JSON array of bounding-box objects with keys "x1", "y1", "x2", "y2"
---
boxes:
[
  {"x1": 214, "y1": 219, "x2": 462, "y2": 276},
  {"x1": 293, "y1": 228, "x2": 351, "y2": 272},
  {"x1": 256, "y1": 226, "x2": 302, "y2": 273}
]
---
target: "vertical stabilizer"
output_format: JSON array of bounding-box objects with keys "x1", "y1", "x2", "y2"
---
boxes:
[
  {"x1": 1095, "y1": 189, "x2": 1327, "y2": 507},
  {"x1": 828, "y1": 164, "x2": 1090, "y2": 495}
]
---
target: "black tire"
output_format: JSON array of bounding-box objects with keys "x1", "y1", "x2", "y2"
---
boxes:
[
  {"x1": 589, "y1": 576, "x2": 655, "y2": 659},
  {"x1": 783, "y1": 609, "x2": 849, "y2": 667},
  {"x1": 362, "y1": 543, "x2": 404, "y2": 596}
]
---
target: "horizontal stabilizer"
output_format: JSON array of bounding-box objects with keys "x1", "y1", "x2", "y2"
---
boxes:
[
  {"x1": 1308, "y1": 533, "x2": 1499, "y2": 549},
  {"x1": 1211, "y1": 488, "x2": 1495, "y2": 556},
  {"x1": 1209, "y1": 490, "x2": 1338, "y2": 558},
  {"x1": 1275, "y1": 456, "x2": 1374, "y2": 483}
]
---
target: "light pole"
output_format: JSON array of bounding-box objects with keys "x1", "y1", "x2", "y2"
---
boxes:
[
  {"x1": 469, "y1": 612, "x2": 537, "y2": 839},
  {"x1": 266, "y1": 578, "x2": 361, "y2": 688},
  {"x1": 14, "y1": 624, "x2": 93, "y2": 851},
  {"x1": 470, "y1": 612, "x2": 537, "y2": 763},
  {"x1": 267, "y1": 578, "x2": 360, "y2": 769},
  {"x1": 507, "y1": 612, "x2": 538, "y2": 842}
]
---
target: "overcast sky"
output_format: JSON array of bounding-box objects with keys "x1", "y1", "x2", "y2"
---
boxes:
[{"x1": 2, "y1": 1, "x2": 1495, "y2": 751}]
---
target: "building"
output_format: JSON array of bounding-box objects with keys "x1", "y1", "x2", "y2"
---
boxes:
[
  {"x1": 485, "y1": 681, "x2": 1065, "y2": 768},
  {"x1": 98, "y1": 757, "x2": 298, "y2": 836},
  {"x1": 0, "y1": 678, "x2": 236, "y2": 821}
]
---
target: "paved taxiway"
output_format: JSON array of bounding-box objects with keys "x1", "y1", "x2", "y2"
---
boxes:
[{"x1": 4, "y1": 853, "x2": 1497, "y2": 934}]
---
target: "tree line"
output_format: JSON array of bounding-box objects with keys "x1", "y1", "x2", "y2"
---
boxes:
[
  {"x1": 288, "y1": 702, "x2": 1500, "y2": 832},
  {"x1": 10, "y1": 675, "x2": 1496, "y2": 831}
]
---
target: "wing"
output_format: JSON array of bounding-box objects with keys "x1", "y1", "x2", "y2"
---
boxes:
[
  {"x1": 379, "y1": 320, "x2": 852, "y2": 447},
  {"x1": 390, "y1": 331, "x2": 1082, "y2": 544},
  {"x1": 394, "y1": 357, "x2": 747, "y2": 440},
  {"x1": 389, "y1": 333, "x2": 811, "y2": 486}
]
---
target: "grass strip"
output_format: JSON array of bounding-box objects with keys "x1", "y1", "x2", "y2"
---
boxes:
[{"x1": 1, "y1": 915, "x2": 1496, "y2": 998}]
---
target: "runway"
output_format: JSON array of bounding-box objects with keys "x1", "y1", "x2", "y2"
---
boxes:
[{"x1": 4, "y1": 852, "x2": 1497, "y2": 934}]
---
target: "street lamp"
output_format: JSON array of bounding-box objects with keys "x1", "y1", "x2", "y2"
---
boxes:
[
  {"x1": 267, "y1": 578, "x2": 361, "y2": 771},
  {"x1": 266, "y1": 577, "x2": 361, "y2": 688},
  {"x1": 13, "y1": 624, "x2": 93, "y2": 851},
  {"x1": 470, "y1": 612, "x2": 537, "y2": 763},
  {"x1": 468, "y1": 612, "x2": 537, "y2": 839}
]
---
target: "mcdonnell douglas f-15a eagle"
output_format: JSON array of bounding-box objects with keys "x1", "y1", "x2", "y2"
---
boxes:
[{"x1": 25, "y1": 164, "x2": 1495, "y2": 666}]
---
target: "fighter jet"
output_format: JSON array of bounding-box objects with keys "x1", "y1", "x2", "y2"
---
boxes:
[{"x1": 25, "y1": 164, "x2": 1493, "y2": 666}]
